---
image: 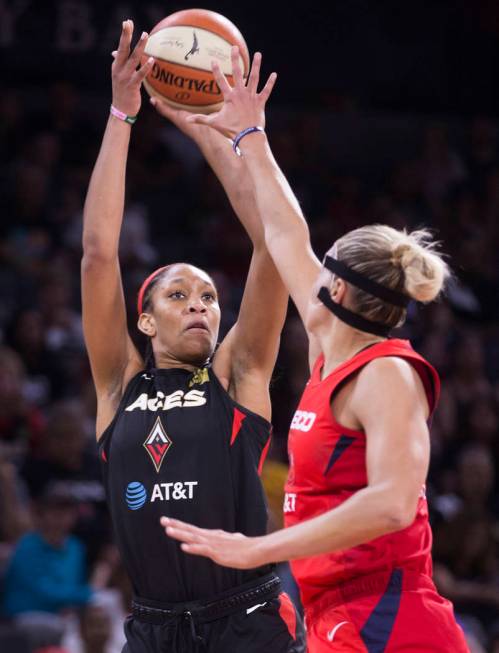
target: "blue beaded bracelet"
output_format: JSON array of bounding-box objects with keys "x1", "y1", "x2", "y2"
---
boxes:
[{"x1": 232, "y1": 126, "x2": 265, "y2": 156}]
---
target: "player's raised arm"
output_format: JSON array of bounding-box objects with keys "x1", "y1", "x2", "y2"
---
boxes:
[
  {"x1": 150, "y1": 96, "x2": 288, "y2": 419},
  {"x1": 81, "y1": 20, "x2": 153, "y2": 437},
  {"x1": 187, "y1": 49, "x2": 322, "y2": 343}
]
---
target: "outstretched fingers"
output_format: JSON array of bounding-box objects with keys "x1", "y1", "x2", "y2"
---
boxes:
[
  {"x1": 247, "y1": 52, "x2": 262, "y2": 94},
  {"x1": 161, "y1": 517, "x2": 210, "y2": 540},
  {"x1": 259, "y1": 72, "x2": 278, "y2": 103},
  {"x1": 230, "y1": 45, "x2": 245, "y2": 87},
  {"x1": 167, "y1": 525, "x2": 206, "y2": 544},
  {"x1": 181, "y1": 542, "x2": 215, "y2": 558},
  {"x1": 211, "y1": 59, "x2": 232, "y2": 96},
  {"x1": 161, "y1": 517, "x2": 201, "y2": 532},
  {"x1": 133, "y1": 56, "x2": 154, "y2": 84},
  {"x1": 127, "y1": 30, "x2": 149, "y2": 71},
  {"x1": 115, "y1": 19, "x2": 133, "y2": 66}
]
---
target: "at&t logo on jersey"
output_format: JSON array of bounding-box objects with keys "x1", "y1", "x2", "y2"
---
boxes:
[
  {"x1": 151, "y1": 482, "x2": 198, "y2": 501},
  {"x1": 125, "y1": 389, "x2": 206, "y2": 412},
  {"x1": 290, "y1": 410, "x2": 317, "y2": 432},
  {"x1": 283, "y1": 493, "x2": 296, "y2": 513},
  {"x1": 126, "y1": 482, "x2": 148, "y2": 510},
  {"x1": 143, "y1": 417, "x2": 172, "y2": 472},
  {"x1": 125, "y1": 481, "x2": 198, "y2": 510}
]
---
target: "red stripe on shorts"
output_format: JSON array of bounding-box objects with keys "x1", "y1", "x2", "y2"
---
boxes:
[{"x1": 278, "y1": 592, "x2": 297, "y2": 640}]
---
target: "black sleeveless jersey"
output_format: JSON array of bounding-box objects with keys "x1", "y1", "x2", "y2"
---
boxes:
[{"x1": 98, "y1": 366, "x2": 274, "y2": 603}]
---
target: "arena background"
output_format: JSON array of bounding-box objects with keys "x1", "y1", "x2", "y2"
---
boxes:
[{"x1": 1, "y1": 1, "x2": 499, "y2": 651}]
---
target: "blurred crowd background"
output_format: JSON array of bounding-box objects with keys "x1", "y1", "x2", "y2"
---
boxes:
[{"x1": 2, "y1": 1, "x2": 499, "y2": 652}]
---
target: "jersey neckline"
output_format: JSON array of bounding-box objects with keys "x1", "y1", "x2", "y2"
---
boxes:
[
  {"x1": 313, "y1": 338, "x2": 409, "y2": 385},
  {"x1": 148, "y1": 366, "x2": 202, "y2": 375},
  {"x1": 144, "y1": 367, "x2": 273, "y2": 429}
]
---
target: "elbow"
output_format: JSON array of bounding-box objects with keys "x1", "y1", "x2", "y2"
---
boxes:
[
  {"x1": 82, "y1": 246, "x2": 117, "y2": 267},
  {"x1": 82, "y1": 228, "x2": 118, "y2": 262},
  {"x1": 381, "y1": 499, "x2": 418, "y2": 533}
]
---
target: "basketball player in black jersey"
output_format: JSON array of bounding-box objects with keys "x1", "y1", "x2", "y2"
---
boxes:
[{"x1": 81, "y1": 20, "x2": 304, "y2": 653}]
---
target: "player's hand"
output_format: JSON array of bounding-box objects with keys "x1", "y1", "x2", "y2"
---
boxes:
[
  {"x1": 160, "y1": 517, "x2": 267, "y2": 569},
  {"x1": 150, "y1": 98, "x2": 232, "y2": 152},
  {"x1": 186, "y1": 48, "x2": 277, "y2": 140},
  {"x1": 111, "y1": 19, "x2": 154, "y2": 117}
]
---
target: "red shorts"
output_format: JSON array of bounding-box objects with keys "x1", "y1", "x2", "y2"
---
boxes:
[{"x1": 303, "y1": 570, "x2": 469, "y2": 653}]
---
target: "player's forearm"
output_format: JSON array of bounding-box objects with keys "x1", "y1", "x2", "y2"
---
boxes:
[
  {"x1": 239, "y1": 134, "x2": 311, "y2": 252},
  {"x1": 82, "y1": 116, "x2": 131, "y2": 259},
  {"x1": 198, "y1": 136, "x2": 265, "y2": 246},
  {"x1": 258, "y1": 485, "x2": 414, "y2": 563}
]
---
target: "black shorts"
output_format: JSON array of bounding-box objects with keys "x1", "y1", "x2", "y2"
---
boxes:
[{"x1": 122, "y1": 573, "x2": 305, "y2": 653}]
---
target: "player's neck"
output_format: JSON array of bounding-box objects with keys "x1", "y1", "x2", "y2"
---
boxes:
[
  {"x1": 319, "y1": 320, "x2": 385, "y2": 378},
  {"x1": 152, "y1": 350, "x2": 206, "y2": 373}
]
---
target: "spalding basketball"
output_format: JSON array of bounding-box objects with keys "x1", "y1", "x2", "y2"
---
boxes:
[{"x1": 143, "y1": 9, "x2": 250, "y2": 113}]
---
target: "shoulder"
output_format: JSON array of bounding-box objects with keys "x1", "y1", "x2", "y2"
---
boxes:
[
  {"x1": 96, "y1": 368, "x2": 146, "y2": 440},
  {"x1": 353, "y1": 356, "x2": 426, "y2": 410},
  {"x1": 359, "y1": 355, "x2": 418, "y2": 382}
]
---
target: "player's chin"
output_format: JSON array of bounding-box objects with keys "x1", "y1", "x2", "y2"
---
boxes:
[{"x1": 180, "y1": 337, "x2": 215, "y2": 366}]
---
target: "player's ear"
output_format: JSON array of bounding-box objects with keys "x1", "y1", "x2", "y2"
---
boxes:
[
  {"x1": 331, "y1": 278, "x2": 347, "y2": 303},
  {"x1": 138, "y1": 313, "x2": 156, "y2": 337}
]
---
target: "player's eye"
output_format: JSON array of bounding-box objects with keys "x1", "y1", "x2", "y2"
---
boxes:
[
  {"x1": 169, "y1": 291, "x2": 185, "y2": 299},
  {"x1": 202, "y1": 293, "x2": 215, "y2": 301}
]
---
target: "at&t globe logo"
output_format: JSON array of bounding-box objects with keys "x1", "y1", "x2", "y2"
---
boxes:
[{"x1": 126, "y1": 482, "x2": 147, "y2": 510}]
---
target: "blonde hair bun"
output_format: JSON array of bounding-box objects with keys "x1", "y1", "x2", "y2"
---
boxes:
[{"x1": 391, "y1": 229, "x2": 449, "y2": 302}]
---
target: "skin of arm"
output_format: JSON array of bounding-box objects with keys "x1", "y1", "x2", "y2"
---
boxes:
[
  {"x1": 81, "y1": 21, "x2": 153, "y2": 438},
  {"x1": 151, "y1": 76, "x2": 288, "y2": 420},
  {"x1": 162, "y1": 357, "x2": 431, "y2": 567},
  {"x1": 186, "y1": 48, "x2": 322, "y2": 367}
]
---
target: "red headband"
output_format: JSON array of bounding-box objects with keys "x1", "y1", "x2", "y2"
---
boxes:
[{"x1": 137, "y1": 266, "x2": 168, "y2": 315}]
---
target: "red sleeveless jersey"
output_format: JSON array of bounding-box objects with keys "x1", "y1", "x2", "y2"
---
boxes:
[{"x1": 283, "y1": 339, "x2": 440, "y2": 607}]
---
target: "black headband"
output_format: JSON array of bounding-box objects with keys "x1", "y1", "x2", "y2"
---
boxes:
[
  {"x1": 318, "y1": 287, "x2": 392, "y2": 337},
  {"x1": 323, "y1": 256, "x2": 410, "y2": 308}
]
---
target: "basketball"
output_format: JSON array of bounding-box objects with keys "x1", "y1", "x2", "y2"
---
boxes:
[{"x1": 143, "y1": 9, "x2": 250, "y2": 113}]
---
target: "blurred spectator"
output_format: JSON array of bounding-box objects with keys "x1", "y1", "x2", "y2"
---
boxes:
[
  {"x1": 466, "y1": 118, "x2": 499, "y2": 208},
  {"x1": 78, "y1": 605, "x2": 112, "y2": 653},
  {"x1": 0, "y1": 347, "x2": 45, "y2": 454},
  {"x1": 6, "y1": 309, "x2": 69, "y2": 404},
  {"x1": 433, "y1": 445, "x2": 499, "y2": 630},
  {"x1": 2, "y1": 481, "x2": 94, "y2": 617},
  {"x1": 489, "y1": 621, "x2": 499, "y2": 653},
  {"x1": 20, "y1": 400, "x2": 109, "y2": 566},
  {"x1": 0, "y1": 446, "x2": 32, "y2": 545},
  {"x1": 447, "y1": 333, "x2": 491, "y2": 409},
  {"x1": 418, "y1": 123, "x2": 468, "y2": 206}
]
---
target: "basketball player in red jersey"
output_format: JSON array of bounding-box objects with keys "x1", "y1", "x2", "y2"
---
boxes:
[{"x1": 162, "y1": 48, "x2": 470, "y2": 652}]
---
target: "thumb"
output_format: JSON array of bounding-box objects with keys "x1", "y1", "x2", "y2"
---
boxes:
[
  {"x1": 185, "y1": 113, "x2": 213, "y2": 126},
  {"x1": 149, "y1": 96, "x2": 176, "y2": 117}
]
